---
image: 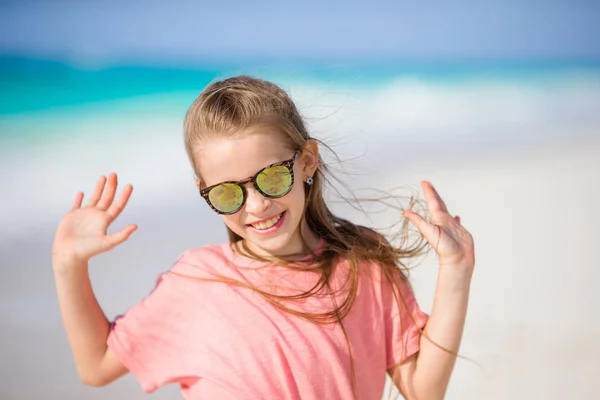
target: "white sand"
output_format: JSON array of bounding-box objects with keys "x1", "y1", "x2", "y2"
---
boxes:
[{"x1": 1, "y1": 137, "x2": 599, "y2": 399}]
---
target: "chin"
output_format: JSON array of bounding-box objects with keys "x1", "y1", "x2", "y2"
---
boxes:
[
  {"x1": 248, "y1": 226, "x2": 300, "y2": 257},
  {"x1": 245, "y1": 231, "x2": 293, "y2": 255}
]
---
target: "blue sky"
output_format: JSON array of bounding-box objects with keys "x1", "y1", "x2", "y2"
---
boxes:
[{"x1": 1, "y1": 0, "x2": 599, "y2": 65}]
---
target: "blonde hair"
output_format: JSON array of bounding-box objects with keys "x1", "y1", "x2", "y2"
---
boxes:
[{"x1": 183, "y1": 75, "x2": 433, "y2": 399}]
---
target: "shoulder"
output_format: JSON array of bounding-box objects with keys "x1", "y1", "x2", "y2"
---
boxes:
[
  {"x1": 333, "y1": 251, "x2": 410, "y2": 298},
  {"x1": 165, "y1": 242, "x2": 235, "y2": 281},
  {"x1": 112, "y1": 243, "x2": 233, "y2": 318},
  {"x1": 177, "y1": 242, "x2": 231, "y2": 264}
]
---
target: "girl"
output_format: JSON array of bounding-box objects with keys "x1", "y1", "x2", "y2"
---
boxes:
[{"x1": 52, "y1": 76, "x2": 474, "y2": 400}]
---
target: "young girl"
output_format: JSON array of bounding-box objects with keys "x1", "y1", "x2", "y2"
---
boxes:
[{"x1": 52, "y1": 76, "x2": 474, "y2": 400}]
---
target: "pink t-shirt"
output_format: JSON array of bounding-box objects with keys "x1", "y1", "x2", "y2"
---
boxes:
[{"x1": 107, "y1": 240, "x2": 428, "y2": 399}]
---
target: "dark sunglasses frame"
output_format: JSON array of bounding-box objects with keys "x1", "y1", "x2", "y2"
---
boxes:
[{"x1": 199, "y1": 151, "x2": 299, "y2": 215}]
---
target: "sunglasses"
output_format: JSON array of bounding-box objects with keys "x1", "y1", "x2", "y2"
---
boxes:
[{"x1": 199, "y1": 151, "x2": 299, "y2": 215}]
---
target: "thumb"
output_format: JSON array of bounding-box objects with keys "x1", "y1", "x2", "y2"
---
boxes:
[
  {"x1": 102, "y1": 224, "x2": 138, "y2": 252},
  {"x1": 403, "y1": 210, "x2": 441, "y2": 248}
]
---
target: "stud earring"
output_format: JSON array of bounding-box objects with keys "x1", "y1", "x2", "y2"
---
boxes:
[{"x1": 306, "y1": 176, "x2": 313, "y2": 185}]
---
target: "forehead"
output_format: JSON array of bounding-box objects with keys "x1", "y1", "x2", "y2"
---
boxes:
[{"x1": 196, "y1": 131, "x2": 294, "y2": 187}]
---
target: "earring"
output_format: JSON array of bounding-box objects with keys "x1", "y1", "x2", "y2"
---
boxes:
[{"x1": 306, "y1": 176, "x2": 313, "y2": 185}]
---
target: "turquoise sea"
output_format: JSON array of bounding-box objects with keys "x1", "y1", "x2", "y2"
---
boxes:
[
  {"x1": 1, "y1": 56, "x2": 598, "y2": 152},
  {"x1": 2, "y1": 56, "x2": 600, "y2": 114},
  {"x1": 1, "y1": 55, "x2": 599, "y2": 240}
]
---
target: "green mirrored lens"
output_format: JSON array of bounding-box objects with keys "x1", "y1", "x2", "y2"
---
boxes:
[
  {"x1": 256, "y1": 166, "x2": 292, "y2": 196},
  {"x1": 208, "y1": 183, "x2": 244, "y2": 213}
]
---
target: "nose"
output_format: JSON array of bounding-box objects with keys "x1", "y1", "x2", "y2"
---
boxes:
[{"x1": 244, "y1": 186, "x2": 271, "y2": 214}]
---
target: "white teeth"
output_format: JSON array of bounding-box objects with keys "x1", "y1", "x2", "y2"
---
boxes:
[{"x1": 251, "y1": 213, "x2": 282, "y2": 230}]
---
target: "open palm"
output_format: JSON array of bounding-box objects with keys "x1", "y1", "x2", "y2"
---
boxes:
[
  {"x1": 52, "y1": 173, "x2": 137, "y2": 264},
  {"x1": 403, "y1": 181, "x2": 475, "y2": 270}
]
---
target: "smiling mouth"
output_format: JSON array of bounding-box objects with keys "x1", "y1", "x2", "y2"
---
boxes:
[{"x1": 248, "y1": 212, "x2": 284, "y2": 231}]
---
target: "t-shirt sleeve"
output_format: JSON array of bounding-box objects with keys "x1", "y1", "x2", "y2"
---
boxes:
[
  {"x1": 383, "y1": 269, "x2": 429, "y2": 369},
  {"x1": 106, "y1": 270, "x2": 186, "y2": 393}
]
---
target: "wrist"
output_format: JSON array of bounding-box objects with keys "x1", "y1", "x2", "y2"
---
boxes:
[
  {"x1": 52, "y1": 254, "x2": 89, "y2": 276},
  {"x1": 437, "y1": 264, "x2": 473, "y2": 291}
]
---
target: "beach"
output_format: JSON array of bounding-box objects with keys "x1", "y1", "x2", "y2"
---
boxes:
[{"x1": 1, "y1": 67, "x2": 599, "y2": 399}]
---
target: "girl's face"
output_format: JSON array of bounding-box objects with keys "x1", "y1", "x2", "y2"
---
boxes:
[{"x1": 195, "y1": 130, "x2": 319, "y2": 257}]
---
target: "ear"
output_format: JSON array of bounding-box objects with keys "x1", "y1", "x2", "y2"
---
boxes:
[
  {"x1": 195, "y1": 178, "x2": 201, "y2": 189},
  {"x1": 301, "y1": 139, "x2": 319, "y2": 179}
]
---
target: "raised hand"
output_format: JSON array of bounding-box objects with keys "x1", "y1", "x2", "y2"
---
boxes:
[
  {"x1": 403, "y1": 181, "x2": 475, "y2": 272},
  {"x1": 52, "y1": 173, "x2": 137, "y2": 266}
]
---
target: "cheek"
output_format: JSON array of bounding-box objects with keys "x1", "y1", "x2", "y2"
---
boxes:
[
  {"x1": 286, "y1": 181, "x2": 307, "y2": 213},
  {"x1": 221, "y1": 213, "x2": 244, "y2": 232}
]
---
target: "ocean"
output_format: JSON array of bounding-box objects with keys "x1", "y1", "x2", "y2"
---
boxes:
[{"x1": 2, "y1": 56, "x2": 599, "y2": 241}]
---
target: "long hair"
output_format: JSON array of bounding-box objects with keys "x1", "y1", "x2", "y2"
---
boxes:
[{"x1": 183, "y1": 76, "x2": 432, "y2": 399}]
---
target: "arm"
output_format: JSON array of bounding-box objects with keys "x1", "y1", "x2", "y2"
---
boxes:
[
  {"x1": 53, "y1": 257, "x2": 129, "y2": 386},
  {"x1": 52, "y1": 173, "x2": 137, "y2": 386},
  {"x1": 390, "y1": 181, "x2": 475, "y2": 399},
  {"x1": 388, "y1": 267, "x2": 471, "y2": 400}
]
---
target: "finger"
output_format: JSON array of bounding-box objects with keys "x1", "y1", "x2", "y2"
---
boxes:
[
  {"x1": 454, "y1": 215, "x2": 461, "y2": 224},
  {"x1": 101, "y1": 224, "x2": 137, "y2": 252},
  {"x1": 421, "y1": 181, "x2": 449, "y2": 217},
  {"x1": 85, "y1": 176, "x2": 107, "y2": 207},
  {"x1": 106, "y1": 184, "x2": 134, "y2": 220},
  {"x1": 97, "y1": 173, "x2": 118, "y2": 210},
  {"x1": 71, "y1": 192, "x2": 84, "y2": 209},
  {"x1": 403, "y1": 210, "x2": 442, "y2": 249}
]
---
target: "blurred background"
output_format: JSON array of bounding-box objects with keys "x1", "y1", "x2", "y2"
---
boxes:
[{"x1": 1, "y1": 1, "x2": 599, "y2": 399}]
